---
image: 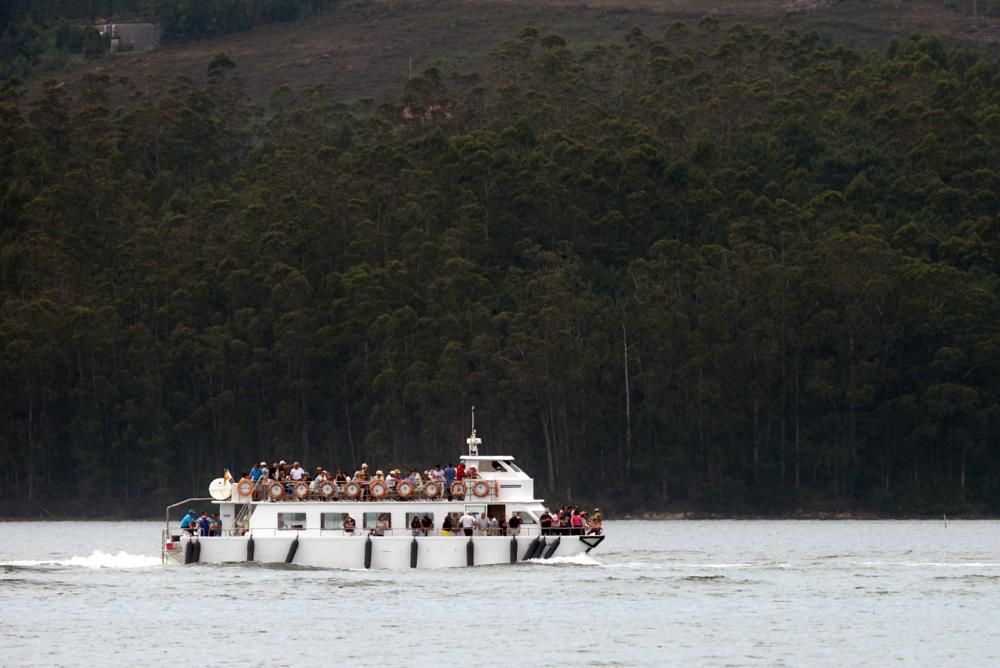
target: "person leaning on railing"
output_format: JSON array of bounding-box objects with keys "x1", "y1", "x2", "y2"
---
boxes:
[
  {"x1": 180, "y1": 508, "x2": 198, "y2": 534},
  {"x1": 588, "y1": 509, "x2": 603, "y2": 535}
]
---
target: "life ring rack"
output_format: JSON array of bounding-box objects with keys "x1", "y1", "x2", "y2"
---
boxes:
[
  {"x1": 472, "y1": 480, "x2": 491, "y2": 498},
  {"x1": 319, "y1": 481, "x2": 337, "y2": 499},
  {"x1": 423, "y1": 481, "x2": 441, "y2": 499},
  {"x1": 293, "y1": 482, "x2": 310, "y2": 500},
  {"x1": 266, "y1": 481, "x2": 285, "y2": 500},
  {"x1": 396, "y1": 480, "x2": 415, "y2": 499},
  {"x1": 369, "y1": 480, "x2": 388, "y2": 499},
  {"x1": 343, "y1": 481, "x2": 362, "y2": 499},
  {"x1": 237, "y1": 479, "x2": 254, "y2": 497}
]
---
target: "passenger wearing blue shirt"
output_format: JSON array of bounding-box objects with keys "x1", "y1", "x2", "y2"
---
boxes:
[
  {"x1": 250, "y1": 463, "x2": 262, "y2": 483},
  {"x1": 444, "y1": 463, "x2": 456, "y2": 500},
  {"x1": 198, "y1": 512, "x2": 212, "y2": 537},
  {"x1": 180, "y1": 509, "x2": 197, "y2": 534}
]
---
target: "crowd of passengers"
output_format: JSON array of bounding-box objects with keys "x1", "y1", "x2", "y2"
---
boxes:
[
  {"x1": 237, "y1": 460, "x2": 489, "y2": 499},
  {"x1": 539, "y1": 506, "x2": 603, "y2": 535},
  {"x1": 179, "y1": 509, "x2": 223, "y2": 536},
  {"x1": 366, "y1": 506, "x2": 602, "y2": 537},
  {"x1": 226, "y1": 460, "x2": 603, "y2": 536}
]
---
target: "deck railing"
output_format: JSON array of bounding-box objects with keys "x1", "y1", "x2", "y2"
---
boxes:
[
  {"x1": 233, "y1": 478, "x2": 501, "y2": 503},
  {"x1": 167, "y1": 525, "x2": 556, "y2": 539}
]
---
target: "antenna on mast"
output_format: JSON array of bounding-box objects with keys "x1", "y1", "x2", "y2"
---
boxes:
[{"x1": 467, "y1": 405, "x2": 480, "y2": 455}]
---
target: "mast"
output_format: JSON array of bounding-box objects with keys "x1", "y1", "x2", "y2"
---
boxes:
[{"x1": 467, "y1": 406, "x2": 480, "y2": 455}]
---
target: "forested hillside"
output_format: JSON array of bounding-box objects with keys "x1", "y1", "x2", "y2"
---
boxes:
[{"x1": 1, "y1": 23, "x2": 999, "y2": 517}]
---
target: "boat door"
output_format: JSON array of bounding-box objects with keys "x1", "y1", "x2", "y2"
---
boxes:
[{"x1": 487, "y1": 504, "x2": 505, "y2": 522}]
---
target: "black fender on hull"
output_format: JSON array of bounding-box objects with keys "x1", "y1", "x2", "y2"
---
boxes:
[
  {"x1": 410, "y1": 538, "x2": 418, "y2": 568},
  {"x1": 510, "y1": 537, "x2": 518, "y2": 563},
  {"x1": 523, "y1": 537, "x2": 540, "y2": 561},
  {"x1": 364, "y1": 536, "x2": 373, "y2": 569},
  {"x1": 529, "y1": 537, "x2": 546, "y2": 560},
  {"x1": 284, "y1": 536, "x2": 299, "y2": 564},
  {"x1": 246, "y1": 535, "x2": 255, "y2": 562},
  {"x1": 466, "y1": 538, "x2": 474, "y2": 567},
  {"x1": 183, "y1": 539, "x2": 195, "y2": 564},
  {"x1": 542, "y1": 537, "x2": 560, "y2": 559},
  {"x1": 191, "y1": 538, "x2": 201, "y2": 563}
]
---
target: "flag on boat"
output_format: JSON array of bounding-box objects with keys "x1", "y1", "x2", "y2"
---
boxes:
[{"x1": 224, "y1": 468, "x2": 233, "y2": 482}]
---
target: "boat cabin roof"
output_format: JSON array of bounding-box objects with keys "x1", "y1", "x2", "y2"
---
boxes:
[{"x1": 458, "y1": 455, "x2": 524, "y2": 473}]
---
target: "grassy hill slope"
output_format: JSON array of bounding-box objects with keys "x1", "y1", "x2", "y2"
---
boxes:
[{"x1": 47, "y1": 0, "x2": 1000, "y2": 103}]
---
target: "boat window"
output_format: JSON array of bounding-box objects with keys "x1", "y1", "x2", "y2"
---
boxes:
[
  {"x1": 464, "y1": 504, "x2": 486, "y2": 516},
  {"x1": 405, "y1": 512, "x2": 429, "y2": 530},
  {"x1": 321, "y1": 513, "x2": 347, "y2": 529},
  {"x1": 277, "y1": 512, "x2": 306, "y2": 530},
  {"x1": 518, "y1": 513, "x2": 537, "y2": 525},
  {"x1": 363, "y1": 512, "x2": 391, "y2": 529},
  {"x1": 507, "y1": 462, "x2": 522, "y2": 472},
  {"x1": 491, "y1": 460, "x2": 507, "y2": 471}
]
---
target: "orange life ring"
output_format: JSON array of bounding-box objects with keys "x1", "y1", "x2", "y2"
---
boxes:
[
  {"x1": 294, "y1": 482, "x2": 310, "y2": 499},
  {"x1": 237, "y1": 480, "x2": 254, "y2": 497},
  {"x1": 396, "y1": 480, "x2": 414, "y2": 498},
  {"x1": 267, "y1": 481, "x2": 284, "y2": 500},
  {"x1": 423, "y1": 481, "x2": 440, "y2": 499},
  {"x1": 370, "y1": 479, "x2": 388, "y2": 499},
  {"x1": 450, "y1": 481, "x2": 466, "y2": 499},
  {"x1": 472, "y1": 480, "x2": 490, "y2": 498},
  {"x1": 319, "y1": 481, "x2": 337, "y2": 499},
  {"x1": 344, "y1": 481, "x2": 361, "y2": 499}
]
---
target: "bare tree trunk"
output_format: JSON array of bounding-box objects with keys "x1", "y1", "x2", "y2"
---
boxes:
[
  {"x1": 960, "y1": 441, "x2": 966, "y2": 494},
  {"x1": 541, "y1": 411, "x2": 556, "y2": 491},
  {"x1": 794, "y1": 369, "x2": 801, "y2": 490},
  {"x1": 623, "y1": 321, "x2": 632, "y2": 478},
  {"x1": 27, "y1": 397, "x2": 35, "y2": 502},
  {"x1": 752, "y1": 397, "x2": 760, "y2": 480},
  {"x1": 344, "y1": 399, "x2": 356, "y2": 471}
]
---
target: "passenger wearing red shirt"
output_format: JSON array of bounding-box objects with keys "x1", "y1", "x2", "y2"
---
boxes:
[{"x1": 456, "y1": 463, "x2": 466, "y2": 481}]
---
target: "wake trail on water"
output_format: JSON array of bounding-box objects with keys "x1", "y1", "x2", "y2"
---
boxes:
[
  {"x1": 525, "y1": 553, "x2": 603, "y2": 567},
  {"x1": 0, "y1": 550, "x2": 160, "y2": 569}
]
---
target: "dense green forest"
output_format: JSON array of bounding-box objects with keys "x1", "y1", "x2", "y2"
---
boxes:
[
  {"x1": 1, "y1": 21, "x2": 999, "y2": 517},
  {"x1": 0, "y1": 0, "x2": 338, "y2": 78}
]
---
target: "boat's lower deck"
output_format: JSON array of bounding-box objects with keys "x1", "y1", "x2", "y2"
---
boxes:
[{"x1": 164, "y1": 532, "x2": 604, "y2": 568}]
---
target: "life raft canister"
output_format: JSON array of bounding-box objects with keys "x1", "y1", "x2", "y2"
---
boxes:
[
  {"x1": 319, "y1": 481, "x2": 337, "y2": 499},
  {"x1": 293, "y1": 482, "x2": 310, "y2": 500},
  {"x1": 472, "y1": 480, "x2": 491, "y2": 498},
  {"x1": 423, "y1": 481, "x2": 440, "y2": 499},
  {"x1": 344, "y1": 481, "x2": 362, "y2": 499},
  {"x1": 450, "y1": 481, "x2": 466, "y2": 499},
  {"x1": 237, "y1": 479, "x2": 254, "y2": 497},
  {"x1": 369, "y1": 479, "x2": 388, "y2": 499},
  {"x1": 396, "y1": 480, "x2": 414, "y2": 499},
  {"x1": 267, "y1": 481, "x2": 284, "y2": 500}
]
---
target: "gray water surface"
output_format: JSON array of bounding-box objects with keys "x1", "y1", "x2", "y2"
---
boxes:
[{"x1": 2, "y1": 520, "x2": 999, "y2": 666}]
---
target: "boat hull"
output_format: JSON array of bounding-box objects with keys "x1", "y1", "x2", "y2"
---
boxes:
[{"x1": 165, "y1": 533, "x2": 602, "y2": 568}]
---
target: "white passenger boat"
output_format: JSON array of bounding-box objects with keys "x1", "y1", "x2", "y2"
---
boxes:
[{"x1": 161, "y1": 427, "x2": 605, "y2": 568}]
